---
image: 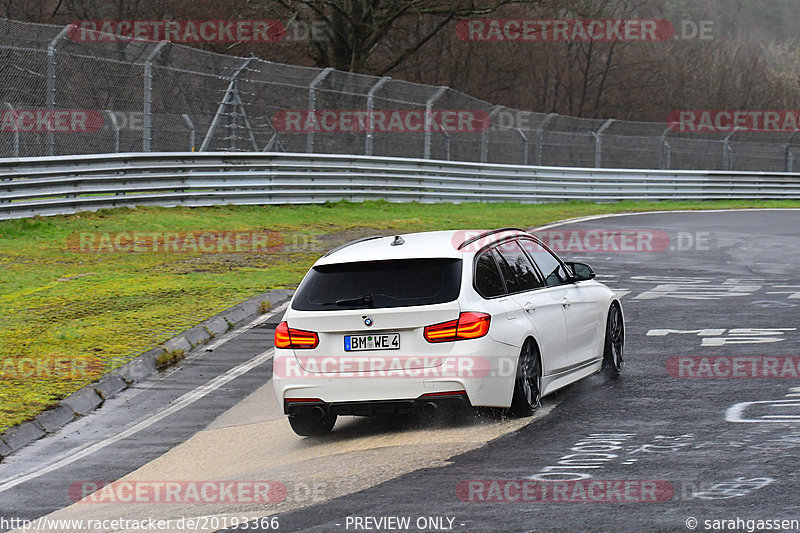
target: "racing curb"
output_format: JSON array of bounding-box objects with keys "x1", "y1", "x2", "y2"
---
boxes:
[{"x1": 0, "y1": 287, "x2": 293, "y2": 461}]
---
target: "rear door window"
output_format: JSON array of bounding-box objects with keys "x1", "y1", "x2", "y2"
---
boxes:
[
  {"x1": 520, "y1": 239, "x2": 571, "y2": 287},
  {"x1": 292, "y1": 258, "x2": 462, "y2": 310},
  {"x1": 495, "y1": 240, "x2": 544, "y2": 292}
]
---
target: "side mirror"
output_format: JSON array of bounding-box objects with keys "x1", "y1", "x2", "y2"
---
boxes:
[{"x1": 566, "y1": 262, "x2": 595, "y2": 281}]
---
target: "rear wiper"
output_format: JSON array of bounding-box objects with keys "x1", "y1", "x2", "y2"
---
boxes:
[
  {"x1": 322, "y1": 294, "x2": 374, "y2": 306},
  {"x1": 336, "y1": 294, "x2": 373, "y2": 306}
]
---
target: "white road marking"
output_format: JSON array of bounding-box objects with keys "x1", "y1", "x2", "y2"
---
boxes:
[
  {"x1": 725, "y1": 399, "x2": 800, "y2": 423},
  {"x1": 205, "y1": 302, "x2": 288, "y2": 351},
  {"x1": 0, "y1": 348, "x2": 275, "y2": 494}
]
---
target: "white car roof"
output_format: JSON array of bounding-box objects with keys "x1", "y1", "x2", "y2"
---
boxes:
[{"x1": 314, "y1": 228, "x2": 528, "y2": 265}]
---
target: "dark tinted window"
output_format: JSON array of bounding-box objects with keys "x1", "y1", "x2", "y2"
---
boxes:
[
  {"x1": 495, "y1": 240, "x2": 544, "y2": 292},
  {"x1": 292, "y1": 258, "x2": 462, "y2": 310},
  {"x1": 494, "y1": 248, "x2": 520, "y2": 293},
  {"x1": 521, "y1": 239, "x2": 570, "y2": 287},
  {"x1": 474, "y1": 250, "x2": 505, "y2": 298}
]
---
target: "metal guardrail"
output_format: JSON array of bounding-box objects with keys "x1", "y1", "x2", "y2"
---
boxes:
[{"x1": 2, "y1": 152, "x2": 799, "y2": 220}]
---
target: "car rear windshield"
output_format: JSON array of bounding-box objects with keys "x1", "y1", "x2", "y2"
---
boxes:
[{"x1": 292, "y1": 258, "x2": 462, "y2": 311}]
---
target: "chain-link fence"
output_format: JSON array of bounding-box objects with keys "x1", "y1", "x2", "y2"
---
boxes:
[{"x1": 2, "y1": 18, "x2": 800, "y2": 171}]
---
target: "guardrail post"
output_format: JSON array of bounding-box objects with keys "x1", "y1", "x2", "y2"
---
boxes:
[
  {"x1": 660, "y1": 126, "x2": 671, "y2": 170},
  {"x1": 516, "y1": 128, "x2": 529, "y2": 165},
  {"x1": 104, "y1": 110, "x2": 120, "y2": 152},
  {"x1": 143, "y1": 41, "x2": 167, "y2": 152},
  {"x1": 592, "y1": 119, "x2": 614, "y2": 168},
  {"x1": 424, "y1": 87, "x2": 447, "y2": 159},
  {"x1": 536, "y1": 113, "x2": 556, "y2": 166},
  {"x1": 182, "y1": 114, "x2": 195, "y2": 151},
  {"x1": 4, "y1": 103, "x2": 19, "y2": 158},
  {"x1": 306, "y1": 67, "x2": 333, "y2": 154},
  {"x1": 365, "y1": 76, "x2": 390, "y2": 156},
  {"x1": 46, "y1": 25, "x2": 71, "y2": 157},
  {"x1": 481, "y1": 106, "x2": 503, "y2": 163},
  {"x1": 200, "y1": 57, "x2": 254, "y2": 152}
]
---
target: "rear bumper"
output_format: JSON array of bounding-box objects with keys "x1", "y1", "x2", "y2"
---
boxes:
[
  {"x1": 284, "y1": 391, "x2": 470, "y2": 416},
  {"x1": 272, "y1": 340, "x2": 520, "y2": 409}
]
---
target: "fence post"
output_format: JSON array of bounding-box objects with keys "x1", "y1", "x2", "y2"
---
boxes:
[
  {"x1": 365, "y1": 76, "x2": 390, "y2": 156},
  {"x1": 723, "y1": 128, "x2": 741, "y2": 170},
  {"x1": 785, "y1": 131, "x2": 800, "y2": 172},
  {"x1": 593, "y1": 119, "x2": 614, "y2": 168},
  {"x1": 182, "y1": 114, "x2": 195, "y2": 151},
  {"x1": 481, "y1": 106, "x2": 503, "y2": 163},
  {"x1": 660, "y1": 126, "x2": 671, "y2": 170},
  {"x1": 306, "y1": 67, "x2": 333, "y2": 154},
  {"x1": 46, "y1": 25, "x2": 71, "y2": 157},
  {"x1": 517, "y1": 128, "x2": 528, "y2": 165},
  {"x1": 536, "y1": 113, "x2": 557, "y2": 166},
  {"x1": 105, "y1": 110, "x2": 120, "y2": 152},
  {"x1": 229, "y1": 87, "x2": 239, "y2": 151},
  {"x1": 200, "y1": 57, "x2": 254, "y2": 152},
  {"x1": 424, "y1": 87, "x2": 447, "y2": 159},
  {"x1": 143, "y1": 41, "x2": 168, "y2": 152}
]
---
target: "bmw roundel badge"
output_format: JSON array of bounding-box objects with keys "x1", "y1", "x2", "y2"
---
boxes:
[{"x1": 363, "y1": 316, "x2": 374, "y2": 327}]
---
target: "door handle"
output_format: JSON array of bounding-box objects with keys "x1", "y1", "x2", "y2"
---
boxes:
[
  {"x1": 523, "y1": 302, "x2": 535, "y2": 313},
  {"x1": 561, "y1": 298, "x2": 571, "y2": 309}
]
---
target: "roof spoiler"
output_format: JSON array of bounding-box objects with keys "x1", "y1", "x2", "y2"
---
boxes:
[
  {"x1": 323, "y1": 235, "x2": 386, "y2": 257},
  {"x1": 457, "y1": 227, "x2": 525, "y2": 250}
]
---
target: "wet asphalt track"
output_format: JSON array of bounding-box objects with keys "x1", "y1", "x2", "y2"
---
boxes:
[
  {"x1": 1, "y1": 209, "x2": 799, "y2": 533},
  {"x1": 0, "y1": 312, "x2": 284, "y2": 524}
]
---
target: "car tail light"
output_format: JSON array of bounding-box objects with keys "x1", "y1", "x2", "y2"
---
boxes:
[
  {"x1": 424, "y1": 312, "x2": 490, "y2": 343},
  {"x1": 275, "y1": 321, "x2": 319, "y2": 349}
]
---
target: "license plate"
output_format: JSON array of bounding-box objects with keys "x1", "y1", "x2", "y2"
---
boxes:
[{"x1": 344, "y1": 333, "x2": 400, "y2": 351}]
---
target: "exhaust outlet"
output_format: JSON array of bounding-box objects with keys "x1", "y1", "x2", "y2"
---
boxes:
[
  {"x1": 422, "y1": 402, "x2": 438, "y2": 415},
  {"x1": 310, "y1": 405, "x2": 327, "y2": 420}
]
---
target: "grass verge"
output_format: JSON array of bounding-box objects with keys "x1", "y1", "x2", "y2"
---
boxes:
[{"x1": 0, "y1": 199, "x2": 798, "y2": 432}]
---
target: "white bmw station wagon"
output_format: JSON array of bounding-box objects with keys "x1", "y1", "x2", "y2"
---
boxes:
[{"x1": 273, "y1": 228, "x2": 624, "y2": 436}]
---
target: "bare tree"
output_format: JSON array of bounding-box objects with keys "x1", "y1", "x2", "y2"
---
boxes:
[{"x1": 271, "y1": 0, "x2": 528, "y2": 74}]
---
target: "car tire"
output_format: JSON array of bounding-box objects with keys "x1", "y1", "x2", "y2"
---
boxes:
[
  {"x1": 602, "y1": 302, "x2": 624, "y2": 378},
  {"x1": 509, "y1": 339, "x2": 542, "y2": 417},
  {"x1": 288, "y1": 411, "x2": 337, "y2": 436}
]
